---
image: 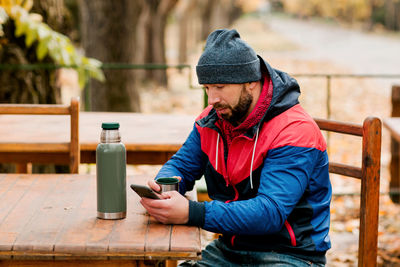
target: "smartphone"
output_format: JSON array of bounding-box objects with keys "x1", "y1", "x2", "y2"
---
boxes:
[{"x1": 130, "y1": 184, "x2": 160, "y2": 199}]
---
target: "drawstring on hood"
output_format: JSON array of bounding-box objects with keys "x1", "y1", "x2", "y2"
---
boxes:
[
  {"x1": 215, "y1": 133, "x2": 220, "y2": 171},
  {"x1": 250, "y1": 127, "x2": 260, "y2": 189},
  {"x1": 214, "y1": 75, "x2": 271, "y2": 189},
  {"x1": 215, "y1": 127, "x2": 259, "y2": 189}
]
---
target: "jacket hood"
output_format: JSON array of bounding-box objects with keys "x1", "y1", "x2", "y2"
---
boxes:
[{"x1": 259, "y1": 55, "x2": 300, "y2": 124}]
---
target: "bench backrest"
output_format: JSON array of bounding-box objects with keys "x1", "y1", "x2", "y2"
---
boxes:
[
  {"x1": 0, "y1": 98, "x2": 80, "y2": 173},
  {"x1": 314, "y1": 117, "x2": 381, "y2": 267}
]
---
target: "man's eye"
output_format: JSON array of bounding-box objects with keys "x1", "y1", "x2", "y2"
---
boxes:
[{"x1": 216, "y1": 86, "x2": 224, "y2": 89}]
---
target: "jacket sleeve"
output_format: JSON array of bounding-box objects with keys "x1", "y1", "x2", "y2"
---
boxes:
[
  {"x1": 156, "y1": 124, "x2": 207, "y2": 194},
  {"x1": 200, "y1": 145, "x2": 324, "y2": 235}
]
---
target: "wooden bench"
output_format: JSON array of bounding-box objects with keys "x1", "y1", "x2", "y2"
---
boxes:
[
  {"x1": 0, "y1": 98, "x2": 80, "y2": 173},
  {"x1": 315, "y1": 117, "x2": 381, "y2": 267}
]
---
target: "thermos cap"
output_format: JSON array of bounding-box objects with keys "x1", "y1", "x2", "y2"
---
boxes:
[
  {"x1": 100, "y1": 122, "x2": 121, "y2": 143},
  {"x1": 101, "y1": 122, "x2": 120, "y2": 130}
]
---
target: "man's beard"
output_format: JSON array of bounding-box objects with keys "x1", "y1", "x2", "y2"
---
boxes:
[{"x1": 214, "y1": 85, "x2": 253, "y2": 126}]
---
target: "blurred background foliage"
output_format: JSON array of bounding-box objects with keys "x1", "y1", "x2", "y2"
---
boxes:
[
  {"x1": 1, "y1": 0, "x2": 400, "y2": 110},
  {"x1": 0, "y1": 0, "x2": 103, "y2": 104},
  {"x1": 275, "y1": 0, "x2": 400, "y2": 31}
]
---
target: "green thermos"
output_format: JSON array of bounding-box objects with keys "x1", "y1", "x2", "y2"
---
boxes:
[{"x1": 96, "y1": 122, "x2": 127, "y2": 219}]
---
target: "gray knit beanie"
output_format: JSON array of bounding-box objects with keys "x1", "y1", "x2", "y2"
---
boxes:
[{"x1": 196, "y1": 29, "x2": 262, "y2": 84}]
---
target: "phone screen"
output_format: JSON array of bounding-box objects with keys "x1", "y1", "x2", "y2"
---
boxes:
[{"x1": 130, "y1": 184, "x2": 160, "y2": 199}]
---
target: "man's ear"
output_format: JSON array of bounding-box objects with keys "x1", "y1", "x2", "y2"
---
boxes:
[{"x1": 248, "y1": 81, "x2": 258, "y2": 91}]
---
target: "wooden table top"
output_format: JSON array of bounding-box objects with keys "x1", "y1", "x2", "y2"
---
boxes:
[
  {"x1": 383, "y1": 117, "x2": 400, "y2": 143},
  {"x1": 0, "y1": 174, "x2": 201, "y2": 260},
  {"x1": 0, "y1": 112, "x2": 195, "y2": 165},
  {"x1": 0, "y1": 112, "x2": 195, "y2": 153}
]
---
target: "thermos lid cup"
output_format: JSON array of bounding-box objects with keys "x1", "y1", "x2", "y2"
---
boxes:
[
  {"x1": 102, "y1": 122, "x2": 120, "y2": 130},
  {"x1": 156, "y1": 177, "x2": 180, "y2": 184},
  {"x1": 155, "y1": 177, "x2": 179, "y2": 193}
]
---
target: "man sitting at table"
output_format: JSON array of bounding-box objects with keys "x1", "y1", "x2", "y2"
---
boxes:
[{"x1": 140, "y1": 29, "x2": 331, "y2": 267}]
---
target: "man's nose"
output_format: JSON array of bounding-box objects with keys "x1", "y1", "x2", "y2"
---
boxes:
[{"x1": 207, "y1": 90, "x2": 220, "y2": 106}]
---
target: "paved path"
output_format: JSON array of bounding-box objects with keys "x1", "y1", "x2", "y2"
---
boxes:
[{"x1": 266, "y1": 15, "x2": 400, "y2": 75}]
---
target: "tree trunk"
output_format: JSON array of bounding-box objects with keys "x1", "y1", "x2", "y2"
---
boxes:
[
  {"x1": 32, "y1": 0, "x2": 73, "y2": 35},
  {"x1": 176, "y1": 0, "x2": 198, "y2": 64},
  {"x1": 198, "y1": 0, "x2": 242, "y2": 41},
  {"x1": 365, "y1": 0, "x2": 382, "y2": 31},
  {"x1": 200, "y1": 0, "x2": 213, "y2": 40},
  {"x1": 0, "y1": 37, "x2": 60, "y2": 104},
  {"x1": 137, "y1": 0, "x2": 178, "y2": 87},
  {"x1": 0, "y1": 0, "x2": 68, "y2": 104},
  {"x1": 385, "y1": 0, "x2": 400, "y2": 31},
  {"x1": 78, "y1": 0, "x2": 142, "y2": 112}
]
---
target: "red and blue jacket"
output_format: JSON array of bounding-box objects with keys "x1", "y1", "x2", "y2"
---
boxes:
[{"x1": 156, "y1": 58, "x2": 331, "y2": 264}]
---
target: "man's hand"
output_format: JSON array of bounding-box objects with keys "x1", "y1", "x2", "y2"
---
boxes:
[
  {"x1": 147, "y1": 179, "x2": 162, "y2": 194},
  {"x1": 140, "y1": 190, "x2": 189, "y2": 224}
]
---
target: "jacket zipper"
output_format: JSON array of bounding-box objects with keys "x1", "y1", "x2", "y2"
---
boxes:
[
  {"x1": 224, "y1": 184, "x2": 239, "y2": 203},
  {"x1": 230, "y1": 235, "x2": 236, "y2": 247},
  {"x1": 284, "y1": 220, "x2": 297, "y2": 246}
]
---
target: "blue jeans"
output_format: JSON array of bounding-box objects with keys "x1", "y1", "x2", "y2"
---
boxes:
[{"x1": 179, "y1": 239, "x2": 325, "y2": 267}]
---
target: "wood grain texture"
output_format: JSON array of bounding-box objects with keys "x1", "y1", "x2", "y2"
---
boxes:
[
  {"x1": 53, "y1": 175, "x2": 96, "y2": 254},
  {"x1": 358, "y1": 117, "x2": 381, "y2": 267},
  {"x1": 170, "y1": 225, "x2": 201, "y2": 253},
  {"x1": 0, "y1": 98, "x2": 80, "y2": 173},
  {"x1": 0, "y1": 105, "x2": 70, "y2": 115},
  {"x1": 0, "y1": 174, "x2": 201, "y2": 263},
  {"x1": 0, "y1": 112, "x2": 194, "y2": 166},
  {"x1": 70, "y1": 97, "x2": 80, "y2": 173},
  {"x1": 316, "y1": 117, "x2": 381, "y2": 267},
  {"x1": 0, "y1": 260, "x2": 142, "y2": 266},
  {"x1": 0, "y1": 175, "x2": 36, "y2": 234},
  {"x1": 315, "y1": 117, "x2": 363, "y2": 136},
  {"x1": 329, "y1": 162, "x2": 362, "y2": 179},
  {"x1": 0, "y1": 175, "x2": 58, "y2": 251},
  {"x1": 12, "y1": 175, "x2": 87, "y2": 253},
  {"x1": 145, "y1": 217, "x2": 171, "y2": 254}
]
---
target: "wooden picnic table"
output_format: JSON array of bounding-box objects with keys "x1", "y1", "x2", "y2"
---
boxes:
[
  {"x1": 0, "y1": 112, "x2": 195, "y2": 166},
  {"x1": 0, "y1": 173, "x2": 201, "y2": 266},
  {"x1": 383, "y1": 117, "x2": 400, "y2": 203}
]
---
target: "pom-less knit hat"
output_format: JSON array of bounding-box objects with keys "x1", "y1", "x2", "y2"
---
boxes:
[{"x1": 196, "y1": 29, "x2": 262, "y2": 84}]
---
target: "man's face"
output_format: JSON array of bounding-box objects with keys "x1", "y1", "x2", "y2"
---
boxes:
[{"x1": 204, "y1": 83, "x2": 253, "y2": 125}]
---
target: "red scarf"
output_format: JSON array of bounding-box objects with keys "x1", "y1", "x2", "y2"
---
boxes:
[{"x1": 217, "y1": 75, "x2": 273, "y2": 148}]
